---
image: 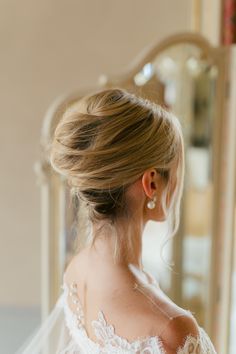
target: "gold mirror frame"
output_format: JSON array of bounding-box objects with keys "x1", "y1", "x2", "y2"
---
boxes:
[{"x1": 35, "y1": 32, "x2": 236, "y2": 354}]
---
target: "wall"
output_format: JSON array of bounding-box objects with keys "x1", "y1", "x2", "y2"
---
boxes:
[{"x1": 0, "y1": 0, "x2": 195, "y2": 351}]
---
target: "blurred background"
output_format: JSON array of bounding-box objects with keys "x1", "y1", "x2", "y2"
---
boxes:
[{"x1": 0, "y1": 1, "x2": 235, "y2": 353}]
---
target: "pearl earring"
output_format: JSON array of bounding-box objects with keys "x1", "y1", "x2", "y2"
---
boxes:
[{"x1": 147, "y1": 195, "x2": 157, "y2": 209}]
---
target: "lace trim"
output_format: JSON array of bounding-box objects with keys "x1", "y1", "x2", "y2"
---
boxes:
[
  {"x1": 61, "y1": 281, "x2": 100, "y2": 352},
  {"x1": 176, "y1": 327, "x2": 217, "y2": 353},
  {"x1": 61, "y1": 281, "x2": 165, "y2": 353}
]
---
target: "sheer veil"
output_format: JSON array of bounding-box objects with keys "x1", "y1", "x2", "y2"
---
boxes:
[{"x1": 15, "y1": 291, "x2": 71, "y2": 354}]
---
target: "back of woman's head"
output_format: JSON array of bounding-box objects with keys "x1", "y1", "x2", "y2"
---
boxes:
[{"x1": 50, "y1": 88, "x2": 185, "y2": 256}]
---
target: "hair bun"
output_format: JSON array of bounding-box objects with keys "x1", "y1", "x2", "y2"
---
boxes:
[{"x1": 49, "y1": 88, "x2": 184, "y2": 225}]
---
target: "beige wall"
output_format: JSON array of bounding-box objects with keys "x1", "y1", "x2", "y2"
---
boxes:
[{"x1": 0, "y1": 0, "x2": 192, "y2": 306}]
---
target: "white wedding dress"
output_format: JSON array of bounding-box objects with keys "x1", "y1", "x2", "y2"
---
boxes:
[{"x1": 16, "y1": 264, "x2": 217, "y2": 354}]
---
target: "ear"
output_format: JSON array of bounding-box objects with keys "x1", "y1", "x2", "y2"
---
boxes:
[{"x1": 141, "y1": 168, "x2": 158, "y2": 198}]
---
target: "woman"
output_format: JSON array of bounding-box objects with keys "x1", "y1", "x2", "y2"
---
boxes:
[{"x1": 17, "y1": 88, "x2": 217, "y2": 353}]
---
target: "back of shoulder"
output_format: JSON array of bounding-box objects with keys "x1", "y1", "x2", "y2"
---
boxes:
[
  {"x1": 64, "y1": 250, "x2": 87, "y2": 281},
  {"x1": 155, "y1": 313, "x2": 200, "y2": 353}
]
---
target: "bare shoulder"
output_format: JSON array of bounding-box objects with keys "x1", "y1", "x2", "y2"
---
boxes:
[
  {"x1": 63, "y1": 251, "x2": 200, "y2": 348},
  {"x1": 153, "y1": 312, "x2": 200, "y2": 352},
  {"x1": 64, "y1": 248, "x2": 88, "y2": 281}
]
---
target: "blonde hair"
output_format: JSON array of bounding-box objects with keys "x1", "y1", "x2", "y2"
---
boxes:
[{"x1": 50, "y1": 88, "x2": 185, "y2": 264}]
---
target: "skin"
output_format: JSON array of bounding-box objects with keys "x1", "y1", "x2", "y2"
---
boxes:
[
  {"x1": 89, "y1": 168, "x2": 169, "y2": 267},
  {"x1": 87, "y1": 167, "x2": 175, "y2": 269},
  {"x1": 65, "y1": 167, "x2": 199, "y2": 352}
]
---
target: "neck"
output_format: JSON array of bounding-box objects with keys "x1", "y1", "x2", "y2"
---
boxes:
[{"x1": 88, "y1": 217, "x2": 145, "y2": 269}]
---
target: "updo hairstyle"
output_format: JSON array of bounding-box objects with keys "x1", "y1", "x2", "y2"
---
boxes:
[{"x1": 49, "y1": 88, "x2": 184, "y2": 259}]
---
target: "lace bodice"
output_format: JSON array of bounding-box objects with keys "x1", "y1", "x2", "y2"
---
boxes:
[{"x1": 57, "y1": 265, "x2": 217, "y2": 354}]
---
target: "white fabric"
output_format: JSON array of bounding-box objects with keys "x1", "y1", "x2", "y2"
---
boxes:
[{"x1": 16, "y1": 264, "x2": 217, "y2": 353}]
